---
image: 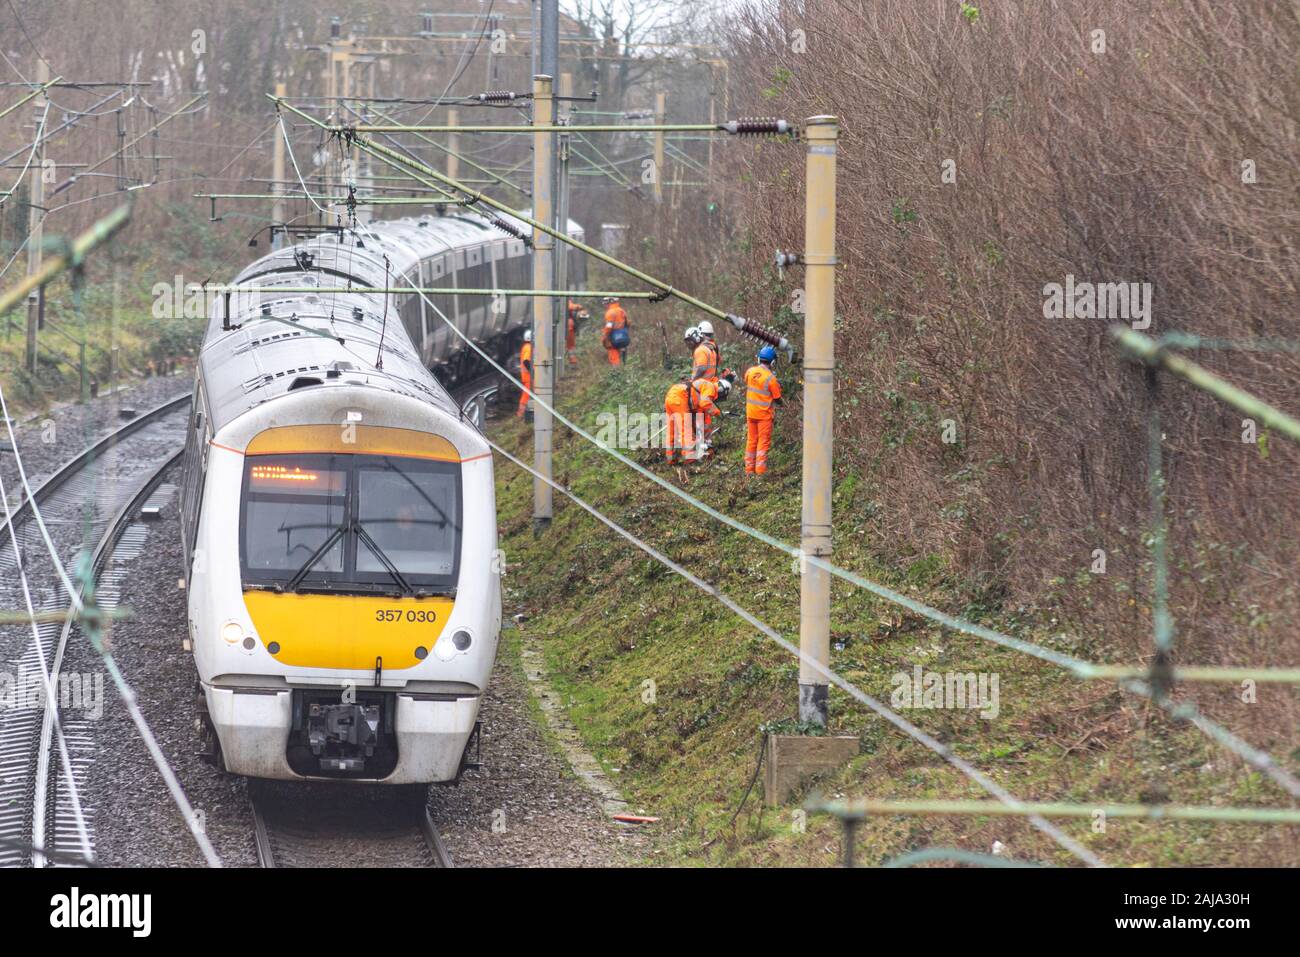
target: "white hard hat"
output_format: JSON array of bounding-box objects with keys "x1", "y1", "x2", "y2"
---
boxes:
[
  {"x1": 523, "y1": 329, "x2": 532, "y2": 342},
  {"x1": 717, "y1": 378, "x2": 732, "y2": 398},
  {"x1": 684, "y1": 326, "x2": 699, "y2": 343},
  {"x1": 697, "y1": 320, "x2": 714, "y2": 336}
]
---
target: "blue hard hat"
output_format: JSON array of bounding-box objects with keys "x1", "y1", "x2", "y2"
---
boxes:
[{"x1": 758, "y1": 345, "x2": 777, "y2": 362}]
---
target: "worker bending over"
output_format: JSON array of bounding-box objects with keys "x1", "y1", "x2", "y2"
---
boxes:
[
  {"x1": 602, "y1": 297, "x2": 630, "y2": 366},
  {"x1": 664, "y1": 375, "x2": 729, "y2": 465},
  {"x1": 517, "y1": 329, "x2": 533, "y2": 418},
  {"x1": 744, "y1": 345, "x2": 783, "y2": 475}
]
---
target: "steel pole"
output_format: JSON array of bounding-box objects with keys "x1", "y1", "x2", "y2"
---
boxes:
[
  {"x1": 530, "y1": 1, "x2": 540, "y2": 79},
  {"x1": 531, "y1": 75, "x2": 555, "y2": 530},
  {"x1": 540, "y1": 2, "x2": 560, "y2": 388},
  {"x1": 271, "y1": 82, "x2": 287, "y2": 247},
  {"x1": 540, "y1": 0, "x2": 558, "y2": 80},
  {"x1": 446, "y1": 108, "x2": 459, "y2": 183},
  {"x1": 357, "y1": 65, "x2": 375, "y2": 225},
  {"x1": 555, "y1": 72, "x2": 572, "y2": 377},
  {"x1": 24, "y1": 59, "x2": 48, "y2": 375},
  {"x1": 798, "y1": 116, "x2": 838, "y2": 725},
  {"x1": 654, "y1": 91, "x2": 666, "y2": 204}
]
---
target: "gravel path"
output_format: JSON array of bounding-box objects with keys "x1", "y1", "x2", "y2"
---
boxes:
[
  {"x1": 426, "y1": 631, "x2": 643, "y2": 867},
  {"x1": 69, "y1": 475, "x2": 640, "y2": 867}
]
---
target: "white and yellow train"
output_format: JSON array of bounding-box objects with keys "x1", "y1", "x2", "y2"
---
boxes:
[{"x1": 179, "y1": 211, "x2": 583, "y2": 782}]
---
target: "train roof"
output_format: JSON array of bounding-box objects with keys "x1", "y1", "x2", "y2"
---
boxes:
[{"x1": 197, "y1": 211, "x2": 568, "y2": 433}]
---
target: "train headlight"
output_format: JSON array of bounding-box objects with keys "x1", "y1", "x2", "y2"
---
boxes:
[
  {"x1": 221, "y1": 620, "x2": 244, "y2": 644},
  {"x1": 433, "y1": 628, "x2": 472, "y2": 661}
]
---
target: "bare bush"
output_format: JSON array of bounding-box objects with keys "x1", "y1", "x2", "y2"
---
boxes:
[{"x1": 650, "y1": 0, "x2": 1299, "y2": 729}]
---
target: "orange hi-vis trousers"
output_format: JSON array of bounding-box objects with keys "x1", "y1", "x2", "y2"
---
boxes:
[
  {"x1": 664, "y1": 406, "x2": 705, "y2": 463},
  {"x1": 745, "y1": 417, "x2": 773, "y2": 474},
  {"x1": 517, "y1": 372, "x2": 531, "y2": 417}
]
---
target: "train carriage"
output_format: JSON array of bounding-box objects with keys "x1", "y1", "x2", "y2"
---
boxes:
[{"x1": 179, "y1": 211, "x2": 582, "y2": 783}]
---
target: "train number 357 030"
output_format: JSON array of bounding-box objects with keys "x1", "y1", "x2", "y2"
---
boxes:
[{"x1": 375, "y1": 609, "x2": 439, "y2": 624}]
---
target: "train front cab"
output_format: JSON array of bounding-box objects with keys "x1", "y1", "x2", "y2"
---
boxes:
[{"x1": 190, "y1": 404, "x2": 500, "y2": 784}]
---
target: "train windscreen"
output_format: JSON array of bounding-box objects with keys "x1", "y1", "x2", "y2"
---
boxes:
[{"x1": 240, "y1": 453, "x2": 462, "y2": 594}]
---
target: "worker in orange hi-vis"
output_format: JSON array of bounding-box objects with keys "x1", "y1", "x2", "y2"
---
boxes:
[
  {"x1": 744, "y1": 345, "x2": 783, "y2": 475},
  {"x1": 565, "y1": 299, "x2": 586, "y2": 367},
  {"x1": 517, "y1": 329, "x2": 533, "y2": 418},
  {"x1": 601, "y1": 296, "x2": 629, "y2": 366},
  {"x1": 664, "y1": 375, "x2": 721, "y2": 466},
  {"x1": 690, "y1": 319, "x2": 729, "y2": 447},
  {"x1": 691, "y1": 320, "x2": 721, "y2": 383}
]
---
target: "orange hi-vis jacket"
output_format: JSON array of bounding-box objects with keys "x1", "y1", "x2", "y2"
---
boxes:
[
  {"x1": 520, "y1": 340, "x2": 533, "y2": 382},
  {"x1": 665, "y1": 377, "x2": 719, "y2": 416},
  {"x1": 603, "y1": 302, "x2": 628, "y2": 338},
  {"x1": 692, "y1": 340, "x2": 720, "y2": 382},
  {"x1": 745, "y1": 364, "x2": 781, "y2": 420}
]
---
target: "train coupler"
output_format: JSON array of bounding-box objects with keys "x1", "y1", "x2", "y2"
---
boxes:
[{"x1": 306, "y1": 701, "x2": 381, "y2": 773}]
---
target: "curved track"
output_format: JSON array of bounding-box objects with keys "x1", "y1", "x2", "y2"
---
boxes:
[
  {"x1": 451, "y1": 372, "x2": 504, "y2": 431},
  {"x1": 0, "y1": 394, "x2": 190, "y2": 867},
  {"x1": 0, "y1": 383, "x2": 497, "y2": 868}
]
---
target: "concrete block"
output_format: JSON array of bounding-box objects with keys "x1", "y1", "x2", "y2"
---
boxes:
[{"x1": 763, "y1": 733, "x2": 859, "y2": 806}]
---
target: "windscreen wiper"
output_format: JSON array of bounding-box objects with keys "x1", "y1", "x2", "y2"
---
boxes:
[
  {"x1": 284, "y1": 522, "x2": 347, "y2": 592},
  {"x1": 353, "y1": 520, "x2": 414, "y2": 596}
]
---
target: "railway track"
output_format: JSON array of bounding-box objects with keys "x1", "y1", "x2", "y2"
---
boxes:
[
  {"x1": 451, "y1": 372, "x2": 504, "y2": 430},
  {"x1": 250, "y1": 782, "x2": 453, "y2": 868},
  {"x1": 0, "y1": 387, "x2": 477, "y2": 868},
  {"x1": 0, "y1": 393, "x2": 190, "y2": 867}
]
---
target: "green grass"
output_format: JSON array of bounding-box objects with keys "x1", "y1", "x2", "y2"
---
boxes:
[
  {"x1": 491, "y1": 338, "x2": 1297, "y2": 867},
  {"x1": 0, "y1": 201, "x2": 227, "y2": 413}
]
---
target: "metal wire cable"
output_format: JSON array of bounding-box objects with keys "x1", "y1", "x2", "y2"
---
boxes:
[
  {"x1": 276, "y1": 110, "x2": 333, "y2": 217},
  {"x1": 0, "y1": 457, "x2": 93, "y2": 865},
  {"x1": 408, "y1": 0, "x2": 497, "y2": 130},
  {"x1": 0, "y1": 89, "x2": 122, "y2": 167},
  {"x1": 0, "y1": 382, "x2": 222, "y2": 867},
  {"x1": 480, "y1": 430, "x2": 1105, "y2": 867},
  {"x1": 0, "y1": 97, "x2": 49, "y2": 202},
  {"x1": 397, "y1": 277, "x2": 1300, "y2": 802}
]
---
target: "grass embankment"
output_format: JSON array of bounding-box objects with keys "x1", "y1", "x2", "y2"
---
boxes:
[
  {"x1": 0, "y1": 263, "x2": 200, "y2": 413},
  {"x1": 0, "y1": 202, "x2": 226, "y2": 414},
  {"x1": 492, "y1": 333, "x2": 1295, "y2": 868}
]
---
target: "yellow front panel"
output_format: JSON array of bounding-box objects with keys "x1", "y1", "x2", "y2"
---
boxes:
[
  {"x1": 244, "y1": 424, "x2": 461, "y2": 461},
  {"x1": 243, "y1": 592, "x2": 454, "y2": 670}
]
